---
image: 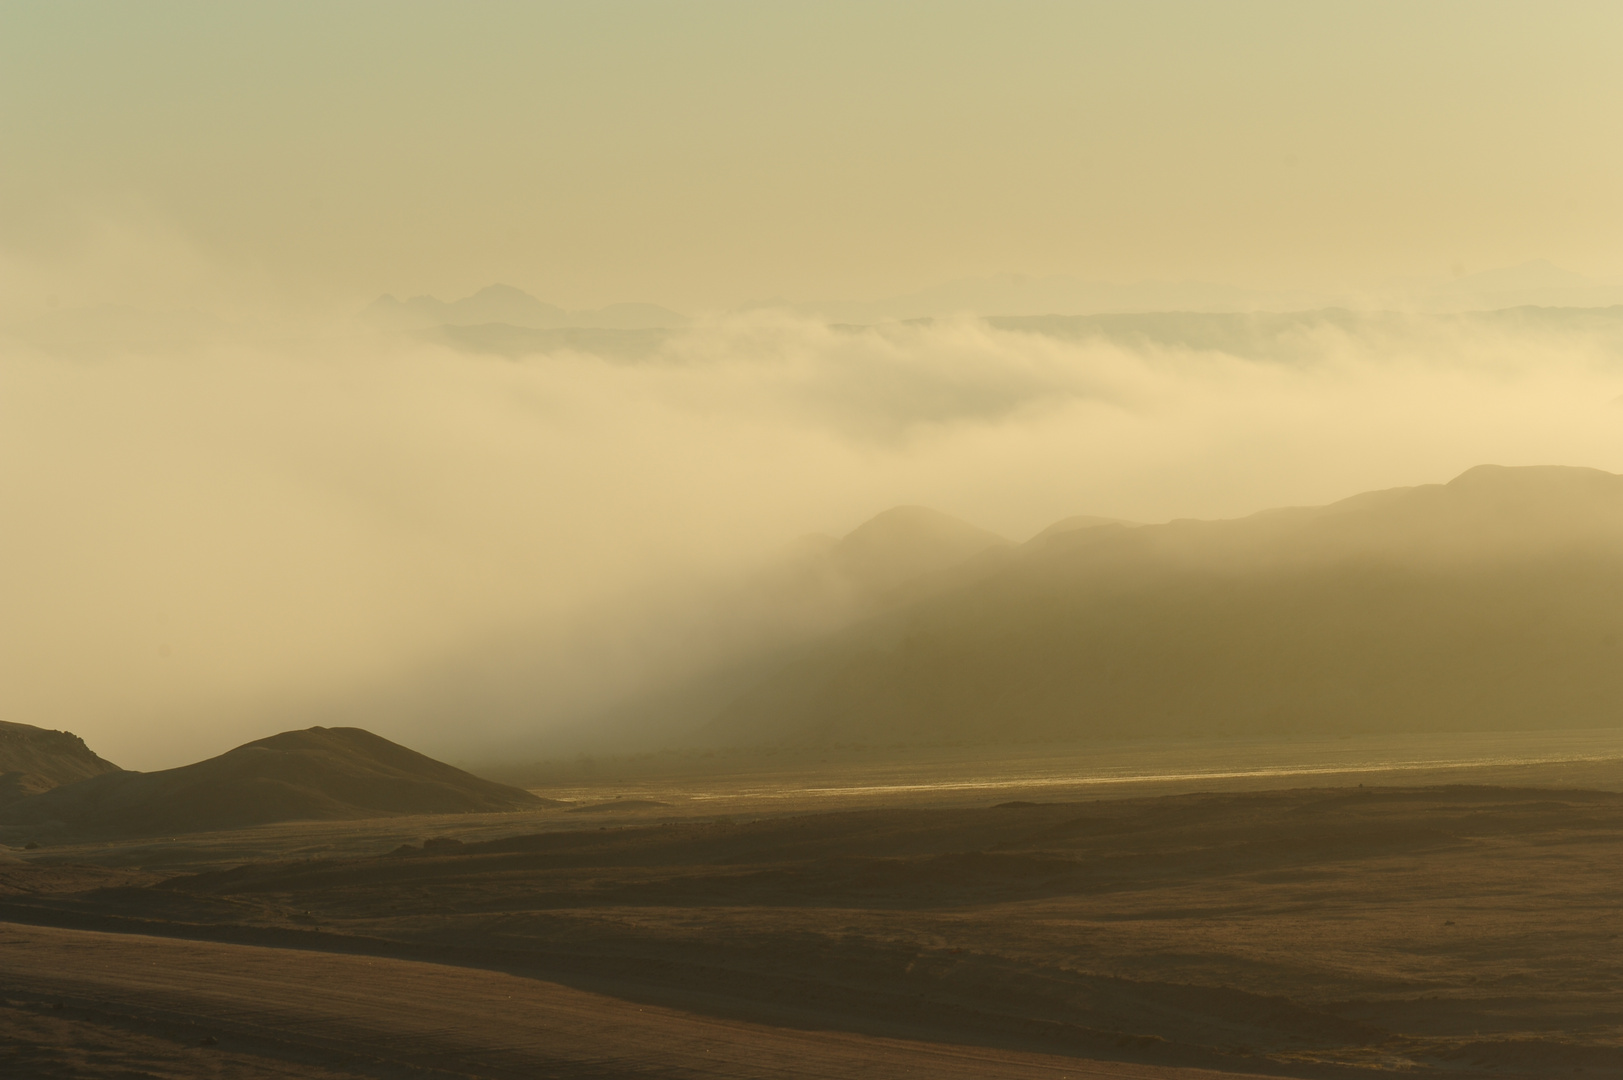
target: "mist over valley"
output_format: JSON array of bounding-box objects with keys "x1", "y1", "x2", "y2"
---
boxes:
[
  {"x1": 11, "y1": 299, "x2": 1623, "y2": 769},
  {"x1": 7, "y1": 6, "x2": 1623, "y2": 1075}
]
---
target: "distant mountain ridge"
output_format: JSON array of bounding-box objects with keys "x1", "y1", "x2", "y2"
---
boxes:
[
  {"x1": 694, "y1": 465, "x2": 1623, "y2": 748},
  {"x1": 0, "y1": 726, "x2": 550, "y2": 839}
]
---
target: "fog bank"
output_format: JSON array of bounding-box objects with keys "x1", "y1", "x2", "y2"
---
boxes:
[{"x1": 5, "y1": 307, "x2": 1623, "y2": 767}]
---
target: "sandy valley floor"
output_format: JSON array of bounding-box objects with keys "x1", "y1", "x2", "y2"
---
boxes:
[
  {"x1": 4, "y1": 741, "x2": 1623, "y2": 1078},
  {"x1": 1, "y1": 922, "x2": 1276, "y2": 1080}
]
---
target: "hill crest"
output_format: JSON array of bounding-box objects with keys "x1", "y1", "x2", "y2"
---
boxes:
[
  {"x1": 0, "y1": 726, "x2": 550, "y2": 839},
  {"x1": 0, "y1": 720, "x2": 121, "y2": 805}
]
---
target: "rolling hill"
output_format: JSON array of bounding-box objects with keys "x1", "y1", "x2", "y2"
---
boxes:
[
  {"x1": 0, "y1": 727, "x2": 551, "y2": 838},
  {"x1": 0, "y1": 721, "x2": 122, "y2": 805}
]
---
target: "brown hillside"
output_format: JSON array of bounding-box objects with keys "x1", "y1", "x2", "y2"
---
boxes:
[
  {"x1": 0, "y1": 720, "x2": 121, "y2": 805},
  {"x1": 0, "y1": 726, "x2": 551, "y2": 838}
]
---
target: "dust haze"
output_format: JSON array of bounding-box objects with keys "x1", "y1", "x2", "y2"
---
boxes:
[
  {"x1": 6, "y1": 298, "x2": 1623, "y2": 768},
  {"x1": 14, "y1": 9, "x2": 1623, "y2": 1077}
]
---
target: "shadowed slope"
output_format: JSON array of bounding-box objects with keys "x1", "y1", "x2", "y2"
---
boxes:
[
  {"x1": 707, "y1": 465, "x2": 1623, "y2": 746},
  {"x1": 0, "y1": 721, "x2": 121, "y2": 805},
  {"x1": 11, "y1": 785, "x2": 1615, "y2": 1075},
  {"x1": 0, "y1": 727, "x2": 549, "y2": 838}
]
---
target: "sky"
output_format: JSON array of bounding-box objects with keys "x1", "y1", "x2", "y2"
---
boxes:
[
  {"x1": 3, "y1": 2, "x2": 1622, "y2": 313},
  {"x1": 4, "y1": 3, "x2": 1623, "y2": 769}
]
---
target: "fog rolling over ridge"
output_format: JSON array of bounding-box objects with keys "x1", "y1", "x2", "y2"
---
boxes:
[
  {"x1": 315, "y1": 461, "x2": 1623, "y2": 766},
  {"x1": 701, "y1": 465, "x2": 1623, "y2": 750},
  {"x1": 8, "y1": 301, "x2": 1623, "y2": 767},
  {"x1": 15, "y1": 9, "x2": 1623, "y2": 1074}
]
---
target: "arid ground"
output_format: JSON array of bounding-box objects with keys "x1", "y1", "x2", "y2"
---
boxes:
[{"x1": 4, "y1": 737, "x2": 1623, "y2": 1078}]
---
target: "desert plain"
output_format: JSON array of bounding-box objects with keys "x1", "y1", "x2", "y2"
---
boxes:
[{"x1": 5, "y1": 732, "x2": 1623, "y2": 1079}]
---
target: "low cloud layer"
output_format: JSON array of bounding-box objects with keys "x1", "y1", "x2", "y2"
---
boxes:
[{"x1": 5, "y1": 307, "x2": 1623, "y2": 768}]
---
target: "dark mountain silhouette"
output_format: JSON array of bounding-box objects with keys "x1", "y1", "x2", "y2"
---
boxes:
[
  {"x1": 0, "y1": 727, "x2": 551, "y2": 838},
  {"x1": 703, "y1": 465, "x2": 1623, "y2": 747},
  {"x1": 0, "y1": 721, "x2": 121, "y2": 805}
]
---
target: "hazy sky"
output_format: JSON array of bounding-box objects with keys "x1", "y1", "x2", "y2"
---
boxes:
[
  {"x1": 4, "y1": 2, "x2": 1622, "y2": 313},
  {"x1": 6, "y1": 4, "x2": 1623, "y2": 769}
]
